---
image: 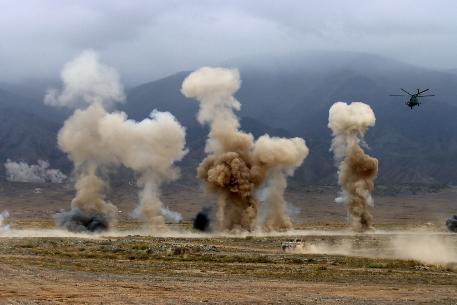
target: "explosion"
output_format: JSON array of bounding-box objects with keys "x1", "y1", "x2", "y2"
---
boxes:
[
  {"x1": 253, "y1": 135, "x2": 308, "y2": 231},
  {"x1": 193, "y1": 207, "x2": 212, "y2": 232},
  {"x1": 182, "y1": 67, "x2": 308, "y2": 231},
  {"x1": 447, "y1": 215, "x2": 457, "y2": 233},
  {"x1": 98, "y1": 109, "x2": 187, "y2": 229},
  {"x1": 48, "y1": 50, "x2": 186, "y2": 232},
  {"x1": 328, "y1": 102, "x2": 378, "y2": 232}
]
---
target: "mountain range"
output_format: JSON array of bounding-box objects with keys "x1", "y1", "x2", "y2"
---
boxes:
[{"x1": 2, "y1": 50, "x2": 457, "y2": 187}]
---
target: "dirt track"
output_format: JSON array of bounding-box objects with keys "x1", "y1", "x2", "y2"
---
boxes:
[{"x1": 1, "y1": 234, "x2": 457, "y2": 305}]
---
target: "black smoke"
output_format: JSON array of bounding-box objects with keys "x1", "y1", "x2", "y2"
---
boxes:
[
  {"x1": 193, "y1": 208, "x2": 211, "y2": 232},
  {"x1": 55, "y1": 208, "x2": 110, "y2": 233},
  {"x1": 446, "y1": 215, "x2": 457, "y2": 233}
]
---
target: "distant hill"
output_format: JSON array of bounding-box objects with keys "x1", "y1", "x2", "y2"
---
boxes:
[
  {"x1": 3, "y1": 51, "x2": 457, "y2": 186},
  {"x1": 0, "y1": 91, "x2": 69, "y2": 178}
]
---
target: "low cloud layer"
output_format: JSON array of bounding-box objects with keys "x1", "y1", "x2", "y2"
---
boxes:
[{"x1": 1, "y1": 1, "x2": 457, "y2": 84}]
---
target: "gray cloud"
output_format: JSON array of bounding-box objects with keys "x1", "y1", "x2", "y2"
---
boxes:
[{"x1": 1, "y1": 0, "x2": 457, "y2": 85}]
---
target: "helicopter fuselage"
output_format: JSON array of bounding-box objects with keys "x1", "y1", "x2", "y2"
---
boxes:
[{"x1": 406, "y1": 95, "x2": 420, "y2": 109}]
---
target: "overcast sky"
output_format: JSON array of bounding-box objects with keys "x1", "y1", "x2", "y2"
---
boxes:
[{"x1": 1, "y1": 0, "x2": 457, "y2": 85}]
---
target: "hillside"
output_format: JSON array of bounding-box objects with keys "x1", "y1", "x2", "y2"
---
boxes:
[{"x1": 3, "y1": 51, "x2": 457, "y2": 186}]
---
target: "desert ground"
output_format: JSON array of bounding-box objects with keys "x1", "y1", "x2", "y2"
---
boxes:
[{"x1": 1, "y1": 182, "x2": 457, "y2": 305}]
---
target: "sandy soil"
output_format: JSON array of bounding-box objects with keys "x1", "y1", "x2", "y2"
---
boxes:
[
  {"x1": 1, "y1": 262, "x2": 457, "y2": 305},
  {"x1": 0, "y1": 183, "x2": 457, "y2": 304}
]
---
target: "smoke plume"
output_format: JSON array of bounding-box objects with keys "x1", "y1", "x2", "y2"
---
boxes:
[
  {"x1": 193, "y1": 207, "x2": 212, "y2": 232},
  {"x1": 98, "y1": 110, "x2": 187, "y2": 229},
  {"x1": 44, "y1": 50, "x2": 125, "y2": 109},
  {"x1": 56, "y1": 103, "x2": 118, "y2": 232},
  {"x1": 447, "y1": 215, "x2": 457, "y2": 233},
  {"x1": 4, "y1": 159, "x2": 66, "y2": 183},
  {"x1": 253, "y1": 135, "x2": 308, "y2": 231},
  {"x1": 328, "y1": 102, "x2": 378, "y2": 232},
  {"x1": 49, "y1": 50, "x2": 186, "y2": 232},
  {"x1": 160, "y1": 207, "x2": 183, "y2": 224},
  {"x1": 47, "y1": 50, "x2": 124, "y2": 232},
  {"x1": 0, "y1": 210, "x2": 10, "y2": 231},
  {"x1": 182, "y1": 67, "x2": 307, "y2": 231}
]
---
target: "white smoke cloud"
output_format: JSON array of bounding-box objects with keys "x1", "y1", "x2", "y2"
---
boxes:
[
  {"x1": 98, "y1": 109, "x2": 187, "y2": 228},
  {"x1": 0, "y1": 210, "x2": 10, "y2": 231},
  {"x1": 58, "y1": 103, "x2": 118, "y2": 167},
  {"x1": 253, "y1": 135, "x2": 308, "y2": 231},
  {"x1": 181, "y1": 67, "x2": 244, "y2": 154},
  {"x1": 44, "y1": 49, "x2": 125, "y2": 108},
  {"x1": 160, "y1": 207, "x2": 183, "y2": 224},
  {"x1": 181, "y1": 67, "x2": 241, "y2": 125},
  {"x1": 328, "y1": 102, "x2": 376, "y2": 161},
  {"x1": 4, "y1": 159, "x2": 66, "y2": 183}
]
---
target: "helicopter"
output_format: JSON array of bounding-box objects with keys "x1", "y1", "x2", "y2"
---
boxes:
[{"x1": 389, "y1": 88, "x2": 435, "y2": 109}]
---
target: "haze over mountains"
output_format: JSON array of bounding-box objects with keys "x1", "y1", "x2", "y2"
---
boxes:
[{"x1": 2, "y1": 51, "x2": 457, "y2": 186}]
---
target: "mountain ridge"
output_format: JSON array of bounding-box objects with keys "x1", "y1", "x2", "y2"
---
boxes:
[{"x1": 1, "y1": 51, "x2": 457, "y2": 186}]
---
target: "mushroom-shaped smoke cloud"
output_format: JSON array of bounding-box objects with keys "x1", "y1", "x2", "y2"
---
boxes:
[
  {"x1": 98, "y1": 110, "x2": 187, "y2": 229},
  {"x1": 328, "y1": 102, "x2": 378, "y2": 232},
  {"x1": 254, "y1": 135, "x2": 308, "y2": 231}
]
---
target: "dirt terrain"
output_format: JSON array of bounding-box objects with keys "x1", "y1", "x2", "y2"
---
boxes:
[{"x1": 1, "y1": 183, "x2": 457, "y2": 304}]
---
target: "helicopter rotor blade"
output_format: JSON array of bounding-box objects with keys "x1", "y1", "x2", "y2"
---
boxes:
[
  {"x1": 418, "y1": 88, "x2": 430, "y2": 94},
  {"x1": 400, "y1": 88, "x2": 413, "y2": 96},
  {"x1": 389, "y1": 94, "x2": 405, "y2": 96},
  {"x1": 418, "y1": 94, "x2": 435, "y2": 97}
]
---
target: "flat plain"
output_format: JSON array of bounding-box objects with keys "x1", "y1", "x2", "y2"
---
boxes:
[{"x1": 1, "y1": 182, "x2": 457, "y2": 305}]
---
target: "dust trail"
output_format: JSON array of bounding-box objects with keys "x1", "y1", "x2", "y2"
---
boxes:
[
  {"x1": 290, "y1": 234, "x2": 457, "y2": 265},
  {"x1": 328, "y1": 102, "x2": 378, "y2": 232},
  {"x1": 391, "y1": 235, "x2": 457, "y2": 264},
  {"x1": 4, "y1": 159, "x2": 66, "y2": 183},
  {"x1": 181, "y1": 67, "x2": 307, "y2": 232}
]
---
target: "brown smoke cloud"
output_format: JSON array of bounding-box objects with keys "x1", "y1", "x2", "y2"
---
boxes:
[
  {"x1": 57, "y1": 103, "x2": 119, "y2": 232},
  {"x1": 328, "y1": 102, "x2": 378, "y2": 232},
  {"x1": 182, "y1": 67, "x2": 308, "y2": 232}
]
